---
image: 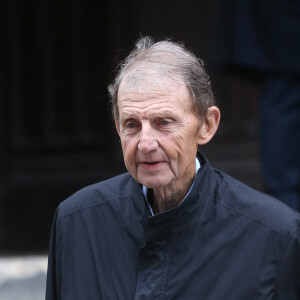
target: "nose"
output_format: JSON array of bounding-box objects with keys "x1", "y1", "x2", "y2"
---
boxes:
[{"x1": 138, "y1": 124, "x2": 158, "y2": 153}]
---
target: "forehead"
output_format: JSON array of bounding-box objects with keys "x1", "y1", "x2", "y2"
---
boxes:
[{"x1": 117, "y1": 75, "x2": 194, "y2": 115}]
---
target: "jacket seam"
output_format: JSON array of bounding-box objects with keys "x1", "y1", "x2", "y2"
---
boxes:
[
  {"x1": 220, "y1": 201, "x2": 291, "y2": 241},
  {"x1": 57, "y1": 192, "x2": 130, "y2": 222}
]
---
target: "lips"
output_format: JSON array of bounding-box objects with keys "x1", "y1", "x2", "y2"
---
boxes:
[{"x1": 139, "y1": 161, "x2": 164, "y2": 170}]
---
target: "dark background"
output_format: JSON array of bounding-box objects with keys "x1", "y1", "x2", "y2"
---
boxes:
[{"x1": 1, "y1": 0, "x2": 261, "y2": 254}]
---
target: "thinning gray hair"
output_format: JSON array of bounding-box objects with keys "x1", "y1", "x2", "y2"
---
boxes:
[{"x1": 108, "y1": 36, "x2": 215, "y2": 121}]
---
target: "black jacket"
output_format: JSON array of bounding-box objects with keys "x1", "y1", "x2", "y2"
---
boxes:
[{"x1": 46, "y1": 152, "x2": 300, "y2": 299}]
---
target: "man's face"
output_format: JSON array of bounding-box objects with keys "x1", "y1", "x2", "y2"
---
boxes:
[{"x1": 116, "y1": 78, "x2": 202, "y2": 190}]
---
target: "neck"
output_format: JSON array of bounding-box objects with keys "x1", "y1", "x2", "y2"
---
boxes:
[{"x1": 151, "y1": 171, "x2": 196, "y2": 214}]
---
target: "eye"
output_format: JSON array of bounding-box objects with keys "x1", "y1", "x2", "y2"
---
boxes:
[
  {"x1": 127, "y1": 122, "x2": 137, "y2": 128},
  {"x1": 158, "y1": 119, "x2": 171, "y2": 126},
  {"x1": 124, "y1": 120, "x2": 140, "y2": 130}
]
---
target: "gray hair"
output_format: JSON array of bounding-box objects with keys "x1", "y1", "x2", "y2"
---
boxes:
[{"x1": 108, "y1": 36, "x2": 215, "y2": 121}]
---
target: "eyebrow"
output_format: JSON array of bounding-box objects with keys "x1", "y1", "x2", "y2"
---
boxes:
[
  {"x1": 120, "y1": 112, "x2": 140, "y2": 121},
  {"x1": 121, "y1": 110, "x2": 178, "y2": 121},
  {"x1": 149, "y1": 110, "x2": 178, "y2": 119}
]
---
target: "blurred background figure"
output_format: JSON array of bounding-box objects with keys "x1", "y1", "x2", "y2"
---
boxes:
[{"x1": 210, "y1": 0, "x2": 300, "y2": 211}]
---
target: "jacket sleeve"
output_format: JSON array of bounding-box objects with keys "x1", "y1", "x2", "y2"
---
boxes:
[
  {"x1": 275, "y1": 224, "x2": 300, "y2": 299},
  {"x1": 45, "y1": 209, "x2": 61, "y2": 300}
]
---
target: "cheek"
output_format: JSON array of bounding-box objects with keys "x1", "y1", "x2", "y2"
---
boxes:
[
  {"x1": 168, "y1": 130, "x2": 199, "y2": 162},
  {"x1": 121, "y1": 138, "x2": 138, "y2": 165},
  {"x1": 159, "y1": 136, "x2": 187, "y2": 173},
  {"x1": 170, "y1": 130, "x2": 194, "y2": 154}
]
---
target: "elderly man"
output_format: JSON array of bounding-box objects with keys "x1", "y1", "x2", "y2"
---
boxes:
[{"x1": 46, "y1": 37, "x2": 300, "y2": 299}]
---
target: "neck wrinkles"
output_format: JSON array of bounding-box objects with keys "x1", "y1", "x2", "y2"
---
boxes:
[{"x1": 152, "y1": 173, "x2": 195, "y2": 214}]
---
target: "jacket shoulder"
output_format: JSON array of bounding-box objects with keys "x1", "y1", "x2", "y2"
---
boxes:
[
  {"x1": 215, "y1": 169, "x2": 300, "y2": 239},
  {"x1": 56, "y1": 172, "x2": 132, "y2": 221}
]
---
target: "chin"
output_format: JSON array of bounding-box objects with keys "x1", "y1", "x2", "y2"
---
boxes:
[{"x1": 139, "y1": 177, "x2": 172, "y2": 189}]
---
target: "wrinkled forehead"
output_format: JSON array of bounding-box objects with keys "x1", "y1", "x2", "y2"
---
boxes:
[{"x1": 117, "y1": 74, "x2": 197, "y2": 123}]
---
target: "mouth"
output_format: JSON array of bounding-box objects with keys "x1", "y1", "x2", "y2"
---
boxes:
[{"x1": 140, "y1": 161, "x2": 163, "y2": 170}]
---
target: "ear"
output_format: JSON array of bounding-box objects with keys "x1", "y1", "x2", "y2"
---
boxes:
[
  {"x1": 115, "y1": 119, "x2": 121, "y2": 136},
  {"x1": 197, "y1": 106, "x2": 220, "y2": 145}
]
